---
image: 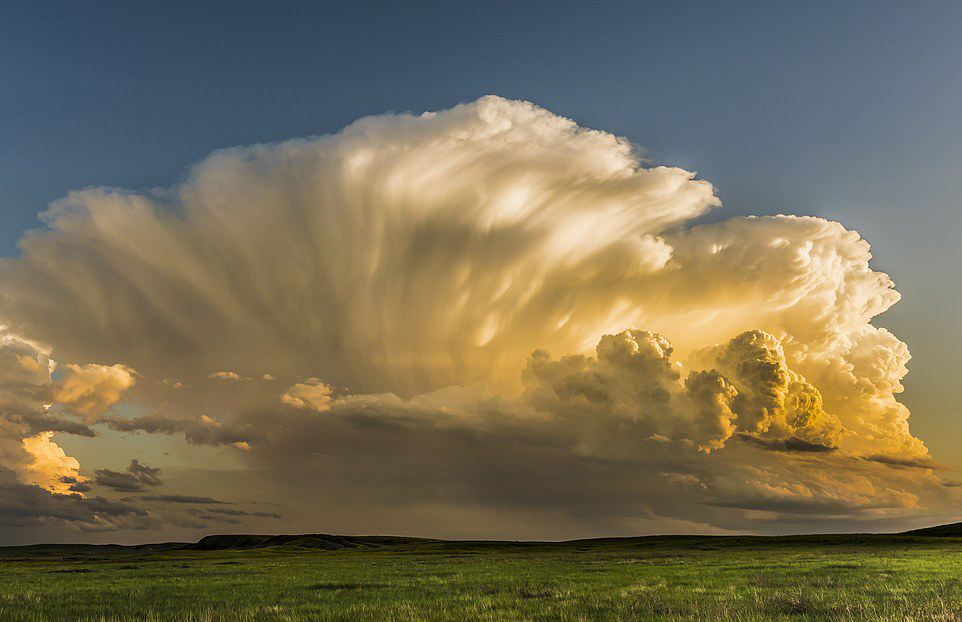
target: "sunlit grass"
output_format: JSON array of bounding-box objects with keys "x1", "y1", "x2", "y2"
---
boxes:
[{"x1": 2, "y1": 536, "x2": 962, "y2": 620}]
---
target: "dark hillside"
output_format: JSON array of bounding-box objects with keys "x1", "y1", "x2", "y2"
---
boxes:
[
  {"x1": 900, "y1": 522, "x2": 962, "y2": 537},
  {"x1": 183, "y1": 534, "x2": 435, "y2": 551},
  {"x1": 5, "y1": 523, "x2": 962, "y2": 555}
]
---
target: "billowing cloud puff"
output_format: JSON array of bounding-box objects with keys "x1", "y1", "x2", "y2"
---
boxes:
[
  {"x1": 695, "y1": 331, "x2": 843, "y2": 448},
  {"x1": 53, "y1": 363, "x2": 136, "y2": 421},
  {"x1": 19, "y1": 432, "x2": 84, "y2": 494},
  {"x1": 281, "y1": 378, "x2": 333, "y2": 412},
  {"x1": 0, "y1": 96, "x2": 717, "y2": 396},
  {"x1": 0, "y1": 96, "x2": 949, "y2": 538},
  {"x1": 522, "y1": 329, "x2": 842, "y2": 455}
]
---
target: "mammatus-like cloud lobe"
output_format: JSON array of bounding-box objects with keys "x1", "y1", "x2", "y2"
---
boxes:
[{"x1": 0, "y1": 96, "x2": 952, "y2": 539}]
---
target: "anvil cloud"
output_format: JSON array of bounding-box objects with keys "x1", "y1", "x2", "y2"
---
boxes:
[{"x1": 0, "y1": 97, "x2": 952, "y2": 541}]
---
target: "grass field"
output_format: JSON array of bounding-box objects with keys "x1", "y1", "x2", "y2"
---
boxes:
[{"x1": 3, "y1": 533, "x2": 962, "y2": 621}]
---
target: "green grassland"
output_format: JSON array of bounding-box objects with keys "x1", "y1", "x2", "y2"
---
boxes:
[{"x1": 3, "y1": 533, "x2": 962, "y2": 621}]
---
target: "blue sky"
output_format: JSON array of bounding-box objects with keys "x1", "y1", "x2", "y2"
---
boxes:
[
  {"x1": 5, "y1": 0, "x2": 959, "y2": 457},
  {"x1": 4, "y1": 1, "x2": 959, "y2": 241},
  {"x1": 1, "y1": 1, "x2": 961, "y2": 541}
]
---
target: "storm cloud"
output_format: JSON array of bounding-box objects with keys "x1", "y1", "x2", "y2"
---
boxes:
[{"x1": 0, "y1": 96, "x2": 950, "y2": 539}]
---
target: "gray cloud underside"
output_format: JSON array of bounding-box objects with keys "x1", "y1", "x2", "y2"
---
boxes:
[
  {"x1": 137, "y1": 495, "x2": 229, "y2": 505},
  {"x1": 0, "y1": 469, "x2": 149, "y2": 530},
  {"x1": 94, "y1": 459, "x2": 163, "y2": 493}
]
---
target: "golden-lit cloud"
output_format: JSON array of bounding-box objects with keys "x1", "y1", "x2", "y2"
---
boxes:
[
  {"x1": 53, "y1": 363, "x2": 137, "y2": 421},
  {"x1": 0, "y1": 330, "x2": 151, "y2": 533},
  {"x1": 0, "y1": 96, "x2": 717, "y2": 396},
  {"x1": 0, "y1": 96, "x2": 951, "y2": 538},
  {"x1": 19, "y1": 432, "x2": 83, "y2": 495},
  {"x1": 280, "y1": 378, "x2": 333, "y2": 412}
]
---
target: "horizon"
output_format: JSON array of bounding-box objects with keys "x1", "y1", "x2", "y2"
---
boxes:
[{"x1": 6, "y1": 520, "x2": 961, "y2": 549}]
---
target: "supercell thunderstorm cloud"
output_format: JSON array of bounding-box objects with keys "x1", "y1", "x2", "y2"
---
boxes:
[{"x1": 0, "y1": 96, "x2": 955, "y2": 541}]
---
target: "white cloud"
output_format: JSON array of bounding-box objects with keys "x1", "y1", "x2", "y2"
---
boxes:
[
  {"x1": 209, "y1": 371, "x2": 243, "y2": 382},
  {"x1": 0, "y1": 96, "x2": 945, "y2": 536}
]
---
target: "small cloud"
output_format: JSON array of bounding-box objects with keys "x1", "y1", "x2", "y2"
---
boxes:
[
  {"x1": 103, "y1": 413, "x2": 258, "y2": 447},
  {"x1": 737, "y1": 434, "x2": 836, "y2": 453},
  {"x1": 60, "y1": 476, "x2": 92, "y2": 494},
  {"x1": 11, "y1": 411, "x2": 96, "y2": 437},
  {"x1": 94, "y1": 469, "x2": 147, "y2": 492},
  {"x1": 94, "y1": 459, "x2": 163, "y2": 492},
  {"x1": 160, "y1": 377, "x2": 188, "y2": 389},
  {"x1": 127, "y1": 459, "x2": 162, "y2": 486},
  {"x1": 281, "y1": 378, "x2": 333, "y2": 412},
  {"x1": 209, "y1": 371, "x2": 243, "y2": 382},
  {"x1": 140, "y1": 494, "x2": 228, "y2": 504},
  {"x1": 865, "y1": 454, "x2": 942, "y2": 470},
  {"x1": 53, "y1": 363, "x2": 137, "y2": 421}
]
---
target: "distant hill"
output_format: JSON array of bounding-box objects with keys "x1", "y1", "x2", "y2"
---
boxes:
[
  {"x1": 5, "y1": 523, "x2": 962, "y2": 554},
  {"x1": 183, "y1": 525, "x2": 962, "y2": 551},
  {"x1": 900, "y1": 522, "x2": 962, "y2": 537},
  {"x1": 183, "y1": 533, "x2": 433, "y2": 551}
]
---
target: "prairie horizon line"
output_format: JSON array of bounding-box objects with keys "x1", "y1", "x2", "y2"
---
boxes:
[{"x1": 5, "y1": 522, "x2": 961, "y2": 550}]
